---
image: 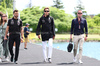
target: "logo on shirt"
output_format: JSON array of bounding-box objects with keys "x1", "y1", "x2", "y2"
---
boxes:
[
  {"x1": 48, "y1": 18, "x2": 51, "y2": 23},
  {"x1": 17, "y1": 21, "x2": 20, "y2": 26},
  {"x1": 42, "y1": 19, "x2": 45, "y2": 23},
  {"x1": 11, "y1": 20, "x2": 14, "y2": 25}
]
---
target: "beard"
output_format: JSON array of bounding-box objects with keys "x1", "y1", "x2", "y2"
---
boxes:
[
  {"x1": 14, "y1": 15, "x2": 18, "y2": 18},
  {"x1": 15, "y1": 16, "x2": 18, "y2": 18},
  {"x1": 78, "y1": 16, "x2": 82, "y2": 18}
]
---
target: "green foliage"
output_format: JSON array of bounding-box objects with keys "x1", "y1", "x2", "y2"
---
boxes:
[
  {"x1": 93, "y1": 16, "x2": 100, "y2": 26},
  {"x1": 73, "y1": 0, "x2": 87, "y2": 19},
  {"x1": 89, "y1": 28, "x2": 100, "y2": 34},
  {"x1": 86, "y1": 17, "x2": 95, "y2": 28},
  {"x1": 20, "y1": 6, "x2": 74, "y2": 33},
  {"x1": 52, "y1": 0, "x2": 64, "y2": 9},
  {"x1": 55, "y1": 22, "x2": 70, "y2": 33},
  {"x1": 6, "y1": 8, "x2": 13, "y2": 18},
  {"x1": 0, "y1": 0, "x2": 13, "y2": 8},
  {"x1": 0, "y1": 6, "x2": 5, "y2": 12},
  {"x1": 0, "y1": 4, "x2": 100, "y2": 34},
  {"x1": 86, "y1": 15, "x2": 100, "y2": 34}
]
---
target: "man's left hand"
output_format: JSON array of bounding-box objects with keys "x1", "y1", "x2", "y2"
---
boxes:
[
  {"x1": 21, "y1": 37, "x2": 23, "y2": 43},
  {"x1": 85, "y1": 37, "x2": 87, "y2": 41},
  {"x1": 53, "y1": 36, "x2": 55, "y2": 40}
]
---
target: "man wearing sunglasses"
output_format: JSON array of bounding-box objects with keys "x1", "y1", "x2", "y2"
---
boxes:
[
  {"x1": 36, "y1": 7, "x2": 55, "y2": 63},
  {"x1": 70, "y1": 10, "x2": 88, "y2": 64}
]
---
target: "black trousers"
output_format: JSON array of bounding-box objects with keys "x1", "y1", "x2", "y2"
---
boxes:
[{"x1": 8, "y1": 34, "x2": 20, "y2": 61}]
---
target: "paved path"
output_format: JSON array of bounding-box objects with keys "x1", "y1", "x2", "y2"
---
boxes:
[{"x1": 0, "y1": 43, "x2": 100, "y2": 66}]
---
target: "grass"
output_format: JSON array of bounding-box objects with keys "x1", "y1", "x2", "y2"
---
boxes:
[{"x1": 27, "y1": 33, "x2": 100, "y2": 42}]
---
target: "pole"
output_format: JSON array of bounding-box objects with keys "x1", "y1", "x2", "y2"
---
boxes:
[{"x1": 13, "y1": 0, "x2": 16, "y2": 11}]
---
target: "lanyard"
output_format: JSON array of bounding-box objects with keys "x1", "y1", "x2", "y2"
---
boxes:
[
  {"x1": 78, "y1": 20, "x2": 81, "y2": 29},
  {"x1": 78, "y1": 20, "x2": 81, "y2": 25}
]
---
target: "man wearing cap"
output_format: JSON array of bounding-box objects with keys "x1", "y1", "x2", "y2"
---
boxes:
[
  {"x1": 36, "y1": 7, "x2": 55, "y2": 63},
  {"x1": 24, "y1": 23, "x2": 30, "y2": 49},
  {"x1": 70, "y1": 10, "x2": 88, "y2": 64},
  {"x1": 4, "y1": 10, "x2": 23, "y2": 64}
]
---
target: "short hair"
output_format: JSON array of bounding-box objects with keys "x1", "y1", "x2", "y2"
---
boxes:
[
  {"x1": 44, "y1": 7, "x2": 50, "y2": 12},
  {"x1": 0, "y1": 12, "x2": 3, "y2": 16},
  {"x1": 13, "y1": 10, "x2": 18, "y2": 14},
  {"x1": 77, "y1": 10, "x2": 83, "y2": 13}
]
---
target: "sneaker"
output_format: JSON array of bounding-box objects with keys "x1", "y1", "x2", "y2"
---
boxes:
[
  {"x1": 44, "y1": 59, "x2": 48, "y2": 63},
  {"x1": 10, "y1": 55, "x2": 14, "y2": 62},
  {"x1": 78, "y1": 60, "x2": 83, "y2": 64},
  {"x1": 73, "y1": 57, "x2": 77, "y2": 63},
  {"x1": 6, "y1": 57, "x2": 10, "y2": 62},
  {"x1": 14, "y1": 61, "x2": 18, "y2": 64},
  {"x1": 24, "y1": 48, "x2": 27, "y2": 50},
  {"x1": 0, "y1": 58, "x2": 2, "y2": 62},
  {"x1": 48, "y1": 58, "x2": 52, "y2": 63}
]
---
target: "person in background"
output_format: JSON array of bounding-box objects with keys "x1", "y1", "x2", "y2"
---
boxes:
[
  {"x1": 0, "y1": 13, "x2": 10, "y2": 62},
  {"x1": 36, "y1": 7, "x2": 55, "y2": 63},
  {"x1": 0, "y1": 12, "x2": 3, "y2": 62},
  {"x1": 1, "y1": 14, "x2": 10, "y2": 62},
  {"x1": 70, "y1": 10, "x2": 88, "y2": 64},
  {"x1": 24, "y1": 23, "x2": 30, "y2": 50}
]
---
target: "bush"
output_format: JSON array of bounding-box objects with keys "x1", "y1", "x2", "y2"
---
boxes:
[
  {"x1": 55, "y1": 22, "x2": 70, "y2": 33},
  {"x1": 89, "y1": 28, "x2": 100, "y2": 34}
]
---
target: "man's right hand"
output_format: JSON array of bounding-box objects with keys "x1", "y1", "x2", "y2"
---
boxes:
[
  {"x1": 4, "y1": 36, "x2": 7, "y2": 40},
  {"x1": 38, "y1": 35, "x2": 40, "y2": 39},
  {"x1": 70, "y1": 34, "x2": 72, "y2": 40}
]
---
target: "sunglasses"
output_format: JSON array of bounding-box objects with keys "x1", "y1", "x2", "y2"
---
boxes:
[
  {"x1": 44, "y1": 11, "x2": 49, "y2": 12},
  {"x1": 78, "y1": 13, "x2": 82, "y2": 14}
]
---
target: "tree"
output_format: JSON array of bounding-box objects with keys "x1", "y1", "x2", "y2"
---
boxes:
[
  {"x1": 93, "y1": 16, "x2": 100, "y2": 26},
  {"x1": 52, "y1": 0, "x2": 64, "y2": 9},
  {"x1": 73, "y1": 0, "x2": 87, "y2": 19},
  {"x1": 29, "y1": 0, "x2": 32, "y2": 8},
  {"x1": 0, "y1": 0, "x2": 13, "y2": 8},
  {"x1": 1, "y1": 0, "x2": 6, "y2": 8}
]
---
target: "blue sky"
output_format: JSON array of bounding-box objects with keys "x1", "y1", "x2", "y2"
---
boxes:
[{"x1": 15, "y1": 0, "x2": 100, "y2": 15}]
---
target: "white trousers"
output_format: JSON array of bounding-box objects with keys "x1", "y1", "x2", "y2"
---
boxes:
[
  {"x1": 73, "y1": 34, "x2": 84, "y2": 60},
  {"x1": 42, "y1": 38, "x2": 53, "y2": 60}
]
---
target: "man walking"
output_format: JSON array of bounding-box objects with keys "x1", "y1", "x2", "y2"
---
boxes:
[
  {"x1": 4, "y1": 10, "x2": 23, "y2": 64},
  {"x1": 36, "y1": 7, "x2": 55, "y2": 63},
  {"x1": 70, "y1": 10, "x2": 88, "y2": 64}
]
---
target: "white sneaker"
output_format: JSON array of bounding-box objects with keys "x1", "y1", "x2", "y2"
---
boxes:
[
  {"x1": 0, "y1": 58, "x2": 2, "y2": 62},
  {"x1": 6, "y1": 57, "x2": 10, "y2": 62},
  {"x1": 78, "y1": 60, "x2": 83, "y2": 64},
  {"x1": 44, "y1": 59, "x2": 48, "y2": 62},
  {"x1": 73, "y1": 57, "x2": 77, "y2": 63},
  {"x1": 48, "y1": 58, "x2": 52, "y2": 63}
]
